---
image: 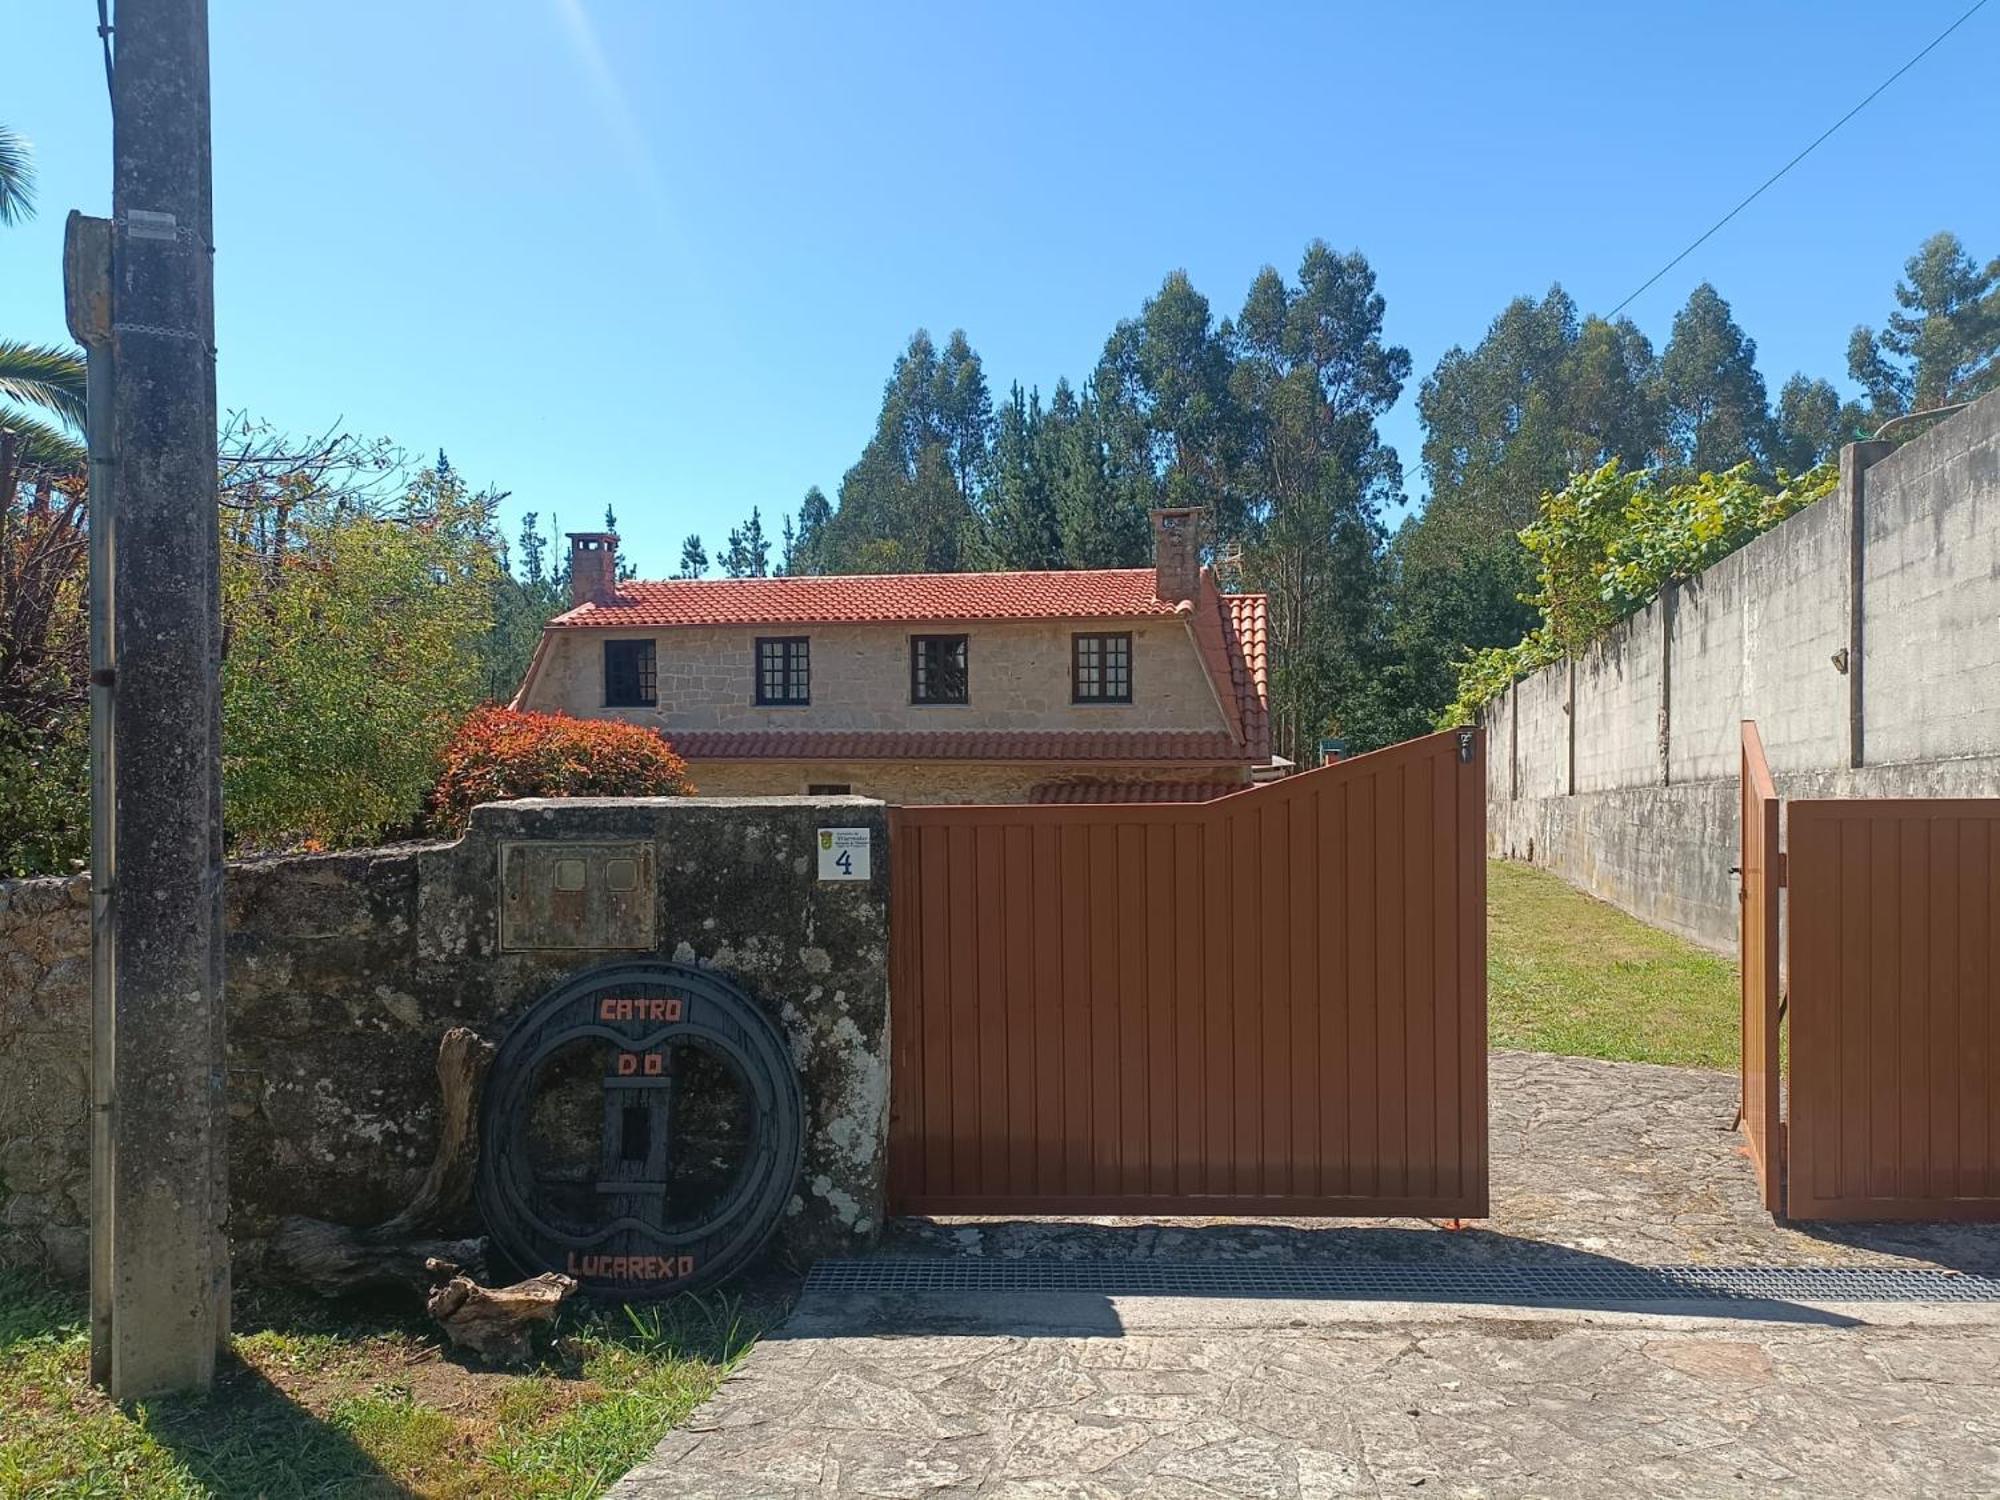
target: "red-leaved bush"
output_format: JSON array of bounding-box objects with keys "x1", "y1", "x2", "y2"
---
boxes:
[{"x1": 430, "y1": 706, "x2": 695, "y2": 833}]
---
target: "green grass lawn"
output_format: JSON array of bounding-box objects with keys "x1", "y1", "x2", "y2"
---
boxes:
[
  {"x1": 0, "y1": 1271, "x2": 771, "y2": 1500},
  {"x1": 1487, "y1": 858, "x2": 1740, "y2": 1069}
]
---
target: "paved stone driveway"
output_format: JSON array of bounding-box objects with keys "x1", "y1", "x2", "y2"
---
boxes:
[{"x1": 610, "y1": 1054, "x2": 2000, "y2": 1498}]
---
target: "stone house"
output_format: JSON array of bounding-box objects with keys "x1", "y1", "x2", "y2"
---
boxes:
[{"x1": 511, "y1": 509, "x2": 1275, "y2": 803}]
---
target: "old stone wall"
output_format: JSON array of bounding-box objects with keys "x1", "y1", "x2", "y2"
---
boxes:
[
  {"x1": 1485, "y1": 392, "x2": 2000, "y2": 950},
  {"x1": 0, "y1": 796, "x2": 891, "y2": 1282},
  {"x1": 524, "y1": 617, "x2": 1231, "y2": 736}
]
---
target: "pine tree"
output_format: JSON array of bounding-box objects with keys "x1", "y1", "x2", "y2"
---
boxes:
[
  {"x1": 603, "y1": 504, "x2": 635, "y2": 580},
  {"x1": 1046, "y1": 379, "x2": 1148, "y2": 567},
  {"x1": 720, "y1": 507, "x2": 771, "y2": 578},
  {"x1": 985, "y1": 383, "x2": 1061, "y2": 569},
  {"x1": 676, "y1": 534, "x2": 708, "y2": 579},
  {"x1": 485, "y1": 509, "x2": 568, "y2": 700},
  {"x1": 790, "y1": 485, "x2": 832, "y2": 574},
  {"x1": 515, "y1": 511, "x2": 551, "y2": 588},
  {"x1": 1848, "y1": 231, "x2": 2000, "y2": 420}
]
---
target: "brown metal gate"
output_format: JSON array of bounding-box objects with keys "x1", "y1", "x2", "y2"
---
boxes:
[
  {"x1": 1739, "y1": 723, "x2": 1784, "y2": 1213},
  {"x1": 1739, "y1": 720, "x2": 2000, "y2": 1222},
  {"x1": 887, "y1": 730, "x2": 1488, "y2": 1218},
  {"x1": 1786, "y1": 800, "x2": 2000, "y2": 1221}
]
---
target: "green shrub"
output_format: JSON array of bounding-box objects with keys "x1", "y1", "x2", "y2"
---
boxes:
[{"x1": 1440, "y1": 460, "x2": 1838, "y2": 726}]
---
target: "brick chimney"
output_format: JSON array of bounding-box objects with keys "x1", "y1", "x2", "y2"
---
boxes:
[
  {"x1": 1150, "y1": 507, "x2": 1203, "y2": 602},
  {"x1": 567, "y1": 532, "x2": 621, "y2": 608}
]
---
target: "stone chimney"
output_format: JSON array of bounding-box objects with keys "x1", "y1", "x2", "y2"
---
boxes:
[
  {"x1": 567, "y1": 532, "x2": 621, "y2": 608},
  {"x1": 1150, "y1": 507, "x2": 1203, "y2": 602}
]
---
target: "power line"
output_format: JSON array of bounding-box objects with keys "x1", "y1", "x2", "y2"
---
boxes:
[{"x1": 1606, "y1": 0, "x2": 1991, "y2": 319}]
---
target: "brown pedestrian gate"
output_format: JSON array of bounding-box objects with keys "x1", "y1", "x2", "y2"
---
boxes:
[
  {"x1": 1739, "y1": 721, "x2": 2000, "y2": 1222},
  {"x1": 1739, "y1": 723, "x2": 1784, "y2": 1213},
  {"x1": 887, "y1": 729, "x2": 1488, "y2": 1219}
]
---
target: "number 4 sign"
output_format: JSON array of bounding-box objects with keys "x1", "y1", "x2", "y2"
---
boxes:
[{"x1": 817, "y1": 828, "x2": 871, "y2": 882}]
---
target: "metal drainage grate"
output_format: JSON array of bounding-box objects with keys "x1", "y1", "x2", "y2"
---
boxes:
[{"x1": 804, "y1": 1259, "x2": 2000, "y2": 1304}]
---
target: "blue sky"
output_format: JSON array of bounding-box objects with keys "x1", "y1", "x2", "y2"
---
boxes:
[{"x1": 4, "y1": 1, "x2": 1996, "y2": 579}]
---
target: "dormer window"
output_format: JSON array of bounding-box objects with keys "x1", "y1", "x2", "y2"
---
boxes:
[
  {"x1": 1072, "y1": 632, "x2": 1133, "y2": 703},
  {"x1": 603, "y1": 639, "x2": 656, "y2": 707},
  {"x1": 756, "y1": 636, "x2": 811, "y2": 705}
]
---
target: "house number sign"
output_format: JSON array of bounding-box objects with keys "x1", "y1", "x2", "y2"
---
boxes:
[
  {"x1": 817, "y1": 827, "x2": 871, "y2": 881},
  {"x1": 475, "y1": 960, "x2": 803, "y2": 1298}
]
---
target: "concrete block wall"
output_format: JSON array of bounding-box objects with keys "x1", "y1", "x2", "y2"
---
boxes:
[
  {"x1": 1574, "y1": 597, "x2": 1664, "y2": 794},
  {"x1": 1487, "y1": 391, "x2": 2000, "y2": 951},
  {"x1": 1860, "y1": 410, "x2": 2000, "y2": 765},
  {"x1": 1511, "y1": 665, "x2": 1570, "y2": 802}
]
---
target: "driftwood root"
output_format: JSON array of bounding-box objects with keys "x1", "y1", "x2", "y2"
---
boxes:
[
  {"x1": 424, "y1": 1262, "x2": 578, "y2": 1364},
  {"x1": 269, "y1": 1026, "x2": 496, "y2": 1297},
  {"x1": 269, "y1": 1027, "x2": 581, "y2": 1364}
]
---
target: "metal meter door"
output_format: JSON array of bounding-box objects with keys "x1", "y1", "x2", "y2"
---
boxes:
[{"x1": 477, "y1": 961, "x2": 803, "y2": 1298}]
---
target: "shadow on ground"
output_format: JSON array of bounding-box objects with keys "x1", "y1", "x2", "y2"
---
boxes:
[
  {"x1": 1787, "y1": 1218, "x2": 2000, "y2": 1274},
  {"x1": 845, "y1": 1221, "x2": 1868, "y2": 1332},
  {"x1": 140, "y1": 1353, "x2": 416, "y2": 1500}
]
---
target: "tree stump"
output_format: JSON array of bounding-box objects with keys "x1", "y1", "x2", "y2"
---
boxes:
[
  {"x1": 269, "y1": 1026, "x2": 496, "y2": 1294},
  {"x1": 269, "y1": 1026, "x2": 591, "y2": 1364}
]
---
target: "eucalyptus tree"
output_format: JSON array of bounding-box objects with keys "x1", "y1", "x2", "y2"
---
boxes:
[
  {"x1": 1094, "y1": 270, "x2": 1239, "y2": 524},
  {"x1": 1660, "y1": 282, "x2": 1770, "y2": 476},
  {"x1": 1771, "y1": 374, "x2": 1864, "y2": 473},
  {"x1": 817, "y1": 329, "x2": 989, "y2": 572},
  {"x1": 1229, "y1": 242, "x2": 1409, "y2": 758}
]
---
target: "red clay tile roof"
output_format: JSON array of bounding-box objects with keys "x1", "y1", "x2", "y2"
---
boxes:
[
  {"x1": 1179, "y1": 579, "x2": 1271, "y2": 763},
  {"x1": 551, "y1": 569, "x2": 1185, "y2": 629},
  {"x1": 1029, "y1": 778, "x2": 1248, "y2": 804},
  {"x1": 1221, "y1": 589, "x2": 1270, "y2": 762},
  {"x1": 664, "y1": 729, "x2": 1246, "y2": 764},
  {"x1": 542, "y1": 565, "x2": 1273, "y2": 765}
]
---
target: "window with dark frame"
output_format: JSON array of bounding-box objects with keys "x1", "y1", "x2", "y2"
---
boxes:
[
  {"x1": 910, "y1": 634, "x2": 969, "y2": 704},
  {"x1": 1072, "y1": 631, "x2": 1133, "y2": 703},
  {"x1": 755, "y1": 636, "x2": 811, "y2": 705},
  {"x1": 603, "y1": 639, "x2": 657, "y2": 707},
  {"x1": 806, "y1": 782, "x2": 851, "y2": 796}
]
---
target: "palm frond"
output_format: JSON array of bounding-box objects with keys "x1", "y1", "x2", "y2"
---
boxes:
[
  {"x1": 0, "y1": 124, "x2": 34, "y2": 226},
  {"x1": 0, "y1": 340, "x2": 88, "y2": 430},
  {"x1": 0, "y1": 404, "x2": 88, "y2": 476}
]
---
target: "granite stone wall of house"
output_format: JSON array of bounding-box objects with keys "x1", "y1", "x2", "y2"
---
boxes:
[
  {"x1": 526, "y1": 616, "x2": 1231, "y2": 736},
  {"x1": 681, "y1": 758, "x2": 1247, "y2": 804},
  {"x1": 0, "y1": 797, "x2": 891, "y2": 1283}
]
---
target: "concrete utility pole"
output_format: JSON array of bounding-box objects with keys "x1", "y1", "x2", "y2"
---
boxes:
[{"x1": 86, "y1": 0, "x2": 229, "y2": 1399}]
